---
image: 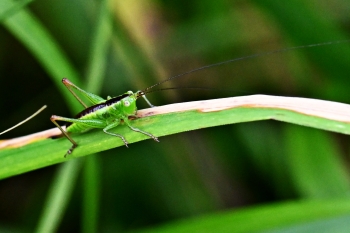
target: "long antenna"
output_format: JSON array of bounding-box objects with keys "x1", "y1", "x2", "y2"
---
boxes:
[
  {"x1": 142, "y1": 40, "x2": 350, "y2": 93},
  {"x1": 143, "y1": 86, "x2": 221, "y2": 94},
  {"x1": 0, "y1": 105, "x2": 47, "y2": 135}
]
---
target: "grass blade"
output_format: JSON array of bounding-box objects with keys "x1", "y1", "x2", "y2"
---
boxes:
[
  {"x1": 1, "y1": 95, "x2": 350, "y2": 179},
  {"x1": 34, "y1": 159, "x2": 83, "y2": 233},
  {"x1": 134, "y1": 199, "x2": 350, "y2": 233}
]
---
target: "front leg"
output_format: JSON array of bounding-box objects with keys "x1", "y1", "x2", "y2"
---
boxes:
[{"x1": 103, "y1": 120, "x2": 129, "y2": 147}]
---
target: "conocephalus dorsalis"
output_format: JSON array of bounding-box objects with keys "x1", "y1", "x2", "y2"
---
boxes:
[
  {"x1": 0, "y1": 105, "x2": 47, "y2": 135},
  {"x1": 51, "y1": 40, "x2": 350, "y2": 157}
]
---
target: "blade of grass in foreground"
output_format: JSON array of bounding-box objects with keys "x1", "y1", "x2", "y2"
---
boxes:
[
  {"x1": 1, "y1": 95, "x2": 350, "y2": 179},
  {"x1": 134, "y1": 199, "x2": 350, "y2": 233}
]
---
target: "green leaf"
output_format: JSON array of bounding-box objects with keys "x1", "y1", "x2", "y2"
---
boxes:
[
  {"x1": 134, "y1": 199, "x2": 350, "y2": 233},
  {"x1": 1, "y1": 95, "x2": 350, "y2": 180}
]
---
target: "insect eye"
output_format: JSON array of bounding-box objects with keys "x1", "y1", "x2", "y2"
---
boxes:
[{"x1": 123, "y1": 100, "x2": 130, "y2": 107}]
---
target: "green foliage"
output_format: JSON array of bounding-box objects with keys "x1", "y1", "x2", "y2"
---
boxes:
[{"x1": 0, "y1": 0, "x2": 350, "y2": 232}]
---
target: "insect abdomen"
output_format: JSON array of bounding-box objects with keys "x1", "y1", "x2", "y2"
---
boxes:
[{"x1": 66, "y1": 105, "x2": 119, "y2": 133}]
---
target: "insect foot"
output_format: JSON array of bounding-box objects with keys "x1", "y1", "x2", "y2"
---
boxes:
[
  {"x1": 142, "y1": 131, "x2": 159, "y2": 142},
  {"x1": 120, "y1": 137, "x2": 129, "y2": 148},
  {"x1": 64, "y1": 144, "x2": 77, "y2": 158},
  {"x1": 152, "y1": 136, "x2": 160, "y2": 142}
]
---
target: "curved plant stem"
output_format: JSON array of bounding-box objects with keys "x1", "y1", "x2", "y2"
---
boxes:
[{"x1": 1, "y1": 95, "x2": 350, "y2": 180}]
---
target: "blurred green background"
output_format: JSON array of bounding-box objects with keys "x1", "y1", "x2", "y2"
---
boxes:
[{"x1": 1, "y1": 0, "x2": 350, "y2": 232}]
